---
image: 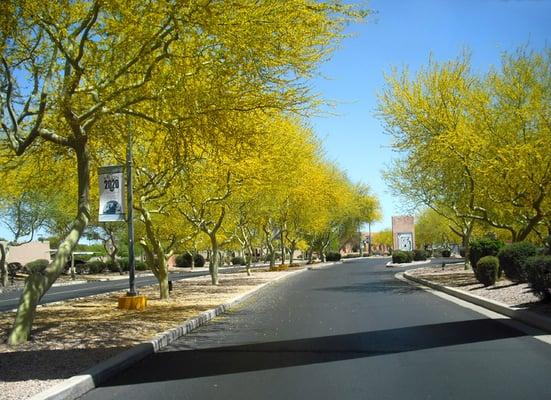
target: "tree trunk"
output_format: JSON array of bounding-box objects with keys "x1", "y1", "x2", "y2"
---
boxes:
[
  {"x1": 209, "y1": 235, "x2": 219, "y2": 285},
  {"x1": 1, "y1": 243, "x2": 8, "y2": 287},
  {"x1": 280, "y1": 230, "x2": 285, "y2": 266},
  {"x1": 289, "y1": 241, "x2": 297, "y2": 266},
  {"x1": 139, "y1": 207, "x2": 170, "y2": 299},
  {"x1": 8, "y1": 143, "x2": 90, "y2": 345}
]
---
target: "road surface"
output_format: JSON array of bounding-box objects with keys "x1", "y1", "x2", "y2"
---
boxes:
[{"x1": 80, "y1": 257, "x2": 551, "y2": 399}]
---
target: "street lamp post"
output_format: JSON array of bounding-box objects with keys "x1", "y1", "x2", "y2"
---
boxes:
[{"x1": 127, "y1": 129, "x2": 137, "y2": 296}]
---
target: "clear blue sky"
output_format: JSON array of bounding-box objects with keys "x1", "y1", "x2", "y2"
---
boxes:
[{"x1": 309, "y1": 0, "x2": 551, "y2": 232}]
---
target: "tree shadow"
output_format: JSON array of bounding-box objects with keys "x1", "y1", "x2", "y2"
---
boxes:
[
  {"x1": 98, "y1": 318, "x2": 525, "y2": 388},
  {"x1": 314, "y1": 281, "x2": 421, "y2": 295},
  {"x1": 0, "y1": 346, "x2": 129, "y2": 381}
]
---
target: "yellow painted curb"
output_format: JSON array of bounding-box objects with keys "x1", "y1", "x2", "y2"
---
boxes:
[{"x1": 118, "y1": 295, "x2": 148, "y2": 310}]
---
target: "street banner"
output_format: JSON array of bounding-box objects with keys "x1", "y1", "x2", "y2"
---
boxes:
[{"x1": 98, "y1": 165, "x2": 125, "y2": 222}]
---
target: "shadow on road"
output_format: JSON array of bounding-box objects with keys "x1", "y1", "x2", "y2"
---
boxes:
[{"x1": 100, "y1": 318, "x2": 525, "y2": 387}]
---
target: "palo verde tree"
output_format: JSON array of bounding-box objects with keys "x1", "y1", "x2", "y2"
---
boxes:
[
  {"x1": 380, "y1": 48, "x2": 551, "y2": 262},
  {"x1": 2, "y1": 0, "x2": 368, "y2": 344}
]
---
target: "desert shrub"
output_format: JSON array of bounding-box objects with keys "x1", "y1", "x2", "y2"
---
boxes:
[
  {"x1": 498, "y1": 242, "x2": 537, "y2": 283},
  {"x1": 175, "y1": 253, "x2": 206, "y2": 268},
  {"x1": 24, "y1": 259, "x2": 49, "y2": 274},
  {"x1": 175, "y1": 253, "x2": 193, "y2": 268},
  {"x1": 106, "y1": 260, "x2": 122, "y2": 273},
  {"x1": 392, "y1": 250, "x2": 413, "y2": 264},
  {"x1": 524, "y1": 255, "x2": 551, "y2": 301},
  {"x1": 469, "y1": 237, "x2": 504, "y2": 270},
  {"x1": 326, "y1": 252, "x2": 342, "y2": 261},
  {"x1": 85, "y1": 260, "x2": 107, "y2": 274},
  {"x1": 475, "y1": 256, "x2": 500, "y2": 287},
  {"x1": 194, "y1": 254, "x2": 205, "y2": 268},
  {"x1": 413, "y1": 249, "x2": 428, "y2": 261},
  {"x1": 231, "y1": 256, "x2": 246, "y2": 266},
  {"x1": 441, "y1": 249, "x2": 451, "y2": 258},
  {"x1": 135, "y1": 261, "x2": 149, "y2": 271}
]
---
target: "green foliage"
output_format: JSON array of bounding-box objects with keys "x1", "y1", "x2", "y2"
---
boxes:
[
  {"x1": 524, "y1": 256, "x2": 551, "y2": 300},
  {"x1": 85, "y1": 261, "x2": 107, "y2": 274},
  {"x1": 106, "y1": 261, "x2": 122, "y2": 273},
  {"x1": 469, "y1": 237, "x2": 505, "y2": 270},
  {"x1": 231, "y1": 256, "x2": 246, "y2": 266},
  {"x1": 498, "y1": 242, "x2": 537, "y2": 283},
  {"x1": 135, "y1": 261, "x2": 149, "y2": 271},
  {"x1": 392, "y1": 250, "x2": 413, "y2": 264},
  {"x1": 413, "y1": 249, "x2": 429, "y2": 261},
  {"x1": 441, "y1": 249, "x2": 451, "y2": 258},
  {"x1": 175, "y1": 253, "x2": 206, "y2": 268},
  {"x1": 476, "y1": 256, "x2": 500, "y2": 287},
  {"x1": 326, "y1": 252, "x2": 342, "y2": 261},
  {"x1": 23, "y1": 259, "x2": 49, "y2": 274}
]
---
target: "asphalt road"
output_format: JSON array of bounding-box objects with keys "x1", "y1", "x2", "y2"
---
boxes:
[
  {"x1": 79, "y1": 257, "x2": 551, "y2": 400},
  {"x1": 0, "y1": 264, "x2": 271, "y2": 312}
]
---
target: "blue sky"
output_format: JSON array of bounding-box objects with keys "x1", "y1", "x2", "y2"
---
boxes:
[{"x1": 309, "y1": 0, "x2": 551, "y2": 232}]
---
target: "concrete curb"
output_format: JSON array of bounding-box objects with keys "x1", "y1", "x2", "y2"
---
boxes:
[
  {"x1": 30, "y1": 263, "x2": 338, "y2": 400},
  {"x1": 386, "y1": 259, "x2": 431, "y2": 268},
  {"x1": 402, "y1": 270, "x2": 551, "y2": 334}
]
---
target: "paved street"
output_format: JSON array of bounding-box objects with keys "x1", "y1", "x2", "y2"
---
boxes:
[{"x1": 80, "y1": 258, "x2": 551, "y2": 400}]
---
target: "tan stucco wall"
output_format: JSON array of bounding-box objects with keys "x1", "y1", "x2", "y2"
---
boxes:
[{"x1": 2, "y1": 241, "x2": 51, "y2": 265}]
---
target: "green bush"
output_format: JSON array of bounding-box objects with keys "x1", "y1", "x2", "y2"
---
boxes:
[
  {"x1": 326, "y1": 252, "x2": 342, "y2": 261},
  {"x1": 476, "y1": 256, "x2": 500, "y2": 287},
  {"x1": 441, "y1": 249, "x2": 451, "y2": 258},
  {"x1": 24, "y1": 259, "x2": 49, "y2": 274},
  {"x1": 106, "y1": 260, "x2": 123, "y2": 273},
  {"x1": 118, "y1": 257, "x2": 130, "y2": 272},
  {"x1": 392, "y1": 250, "x2": 413, "y2": 264},
  {"x1": 194, "y1": 254, "x2": 205, "y2": 268},
  {"x1": 469, "y1": 237, "x2": 505, "y2": 270},
  {"x1": 413, "y1": 249, "x2": 428, "y2": 261},
  {"x1": 231, "y1": 256, "x2": 246, "y2": 266},
  {"x1": 175, "y1": 253, "x2": 205, "y2": 268},
  {"x1": 498, "y1": 242, "x2": 537, "y2": 283},
  {"x1": 135, "y1": 261, "x2": 149, "y2": 271},
  {"x1": 524, "y1": 256, "x2": 551, "y2": 301},
  {"x1": 85, "y1": 260, "x2": 107, "y2": 274},
  {"x1": 175, "y1": 253, "x2": 193, "y2": 268}
]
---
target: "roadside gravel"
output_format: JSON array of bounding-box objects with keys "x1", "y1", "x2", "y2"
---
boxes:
[{"x1": 408, "y1": 263, "x2": 551, "y2": 313}]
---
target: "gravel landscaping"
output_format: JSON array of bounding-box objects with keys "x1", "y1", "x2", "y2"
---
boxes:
[
  {"x1": 408, "y1": 263, "x2": 551, "y2": 314},
  {"x1": 0, "y1": 266, "x2": 303, "y2": 400}
]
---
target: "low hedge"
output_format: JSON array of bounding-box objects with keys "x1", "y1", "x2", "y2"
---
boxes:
[
  {"x1": 23, "y1": 259, "x2": 49, "y2": 274},
  {"x1": 326, "y1": 252, "x2": 342, "y2": 261},
  {"x1": 475, "y1": 256, "x2": 499, "y2": 287},
  {"x1": 413, "y1": 249, "x2": 428, "y2": 261},
  {"x1": 84, "y1": 260, "x2": 107, "y2": 274},
  {"x1": 231, "y1": 256, "x2": 246, "y2": 266},
  {"x1": 175, "y1": 253, "x2": 206, "y2": 268},
  {"x1": 524, "y1": 255, "x2": 551, "y2": 301},
  {"x1": 392, "y1": 250, "x2": 413, "y2": 264},
  {"x1": 469, "y1": 237, "x2": 504, "y2": 270},
  {"x1": 498, "y1": 242, "x2": 537, "y2": 283}
]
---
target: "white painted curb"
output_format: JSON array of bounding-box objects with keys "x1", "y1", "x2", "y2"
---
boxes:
[
  {"x1": 31, "y1": 262, "x2": 340, "y2": 400},
  {"x1": 402, "y1": 271, "x2": 551, "y2": 334},
  {"x1": 386, "y1": 259, "x2": 431, "y2": 268}
]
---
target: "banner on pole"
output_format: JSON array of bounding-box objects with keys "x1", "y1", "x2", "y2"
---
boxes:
[{"x1": 98, "y1": 165, "x2": 125, "y2": 222}]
